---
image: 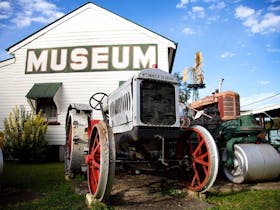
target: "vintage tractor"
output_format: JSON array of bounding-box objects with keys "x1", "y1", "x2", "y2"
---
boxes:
[
  {"x1": 65, "y1": 68, "x2": 219, "y2": 201},
  {"x1": 189, "y1": 91, "x2": 280, "y2": 184}
]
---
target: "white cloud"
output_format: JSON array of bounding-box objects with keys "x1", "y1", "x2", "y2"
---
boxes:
[
  {"x1": 203, "y1": 0, "x2": 216, "y2": 2},
  {"x1": 235, "y1": 5, "x2": 255, "y2": 19},
  {"x1": 268, "y1": 0, "x2": 280, "y2": 3},
  {"x1": 258, "y1": 81, "x2": 270, "y2": 85},
  {"x1": 182, "y1": 27, "x2": 196, "y2": 35},
  {"x1": 220, "y1": 51, "x2": 235, "y2": 58},
  {"x1": 235, "y1": 5, "x2": 280, "y2": 34},
  {"x1": 209, "y1": 2, "x2": 226, "y2": 10},
  {"x1": 207, "y1": 15, "x2": 220, "y2": 23},
  {"x1": 189, "y1": 6, "x2": 205, "y2": 19},
  {"x1": 1, "y1": 0, "x2": 64, "y2": 28},
  {"x1": 176, "y1": 0, "x2": 189, "y2": 8},
  {"x1": 0, "y1": 1, "x2": 12, "y2": 19},
  {"x1": 267, "y1": 48, "x2": 280, "y2": 52},
  {"x1": 0, "y1": 1, "x2": 11, "y2": 10},
  {"x1": 268, "y1": 5, "x2": 280, "y2": 11}
]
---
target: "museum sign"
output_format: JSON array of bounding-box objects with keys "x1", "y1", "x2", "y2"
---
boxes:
[{"x1": 25, "y1": 44, "x2": 157, "y2": 74}]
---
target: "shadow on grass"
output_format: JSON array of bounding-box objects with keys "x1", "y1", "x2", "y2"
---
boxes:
[{"x1": 0, "y1": 161, "x2": 86, "y2": 209}]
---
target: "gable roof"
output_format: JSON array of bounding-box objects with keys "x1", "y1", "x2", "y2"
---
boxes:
[{"x1": 6, "y1": 2, "x2": 177, "y2": 55}]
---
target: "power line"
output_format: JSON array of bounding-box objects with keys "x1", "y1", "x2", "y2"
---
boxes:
[{"x1": 241, "y1": 92, "x2": 280, "y2": 107}]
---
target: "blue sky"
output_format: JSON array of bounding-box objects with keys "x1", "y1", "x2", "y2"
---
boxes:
[{"x1": 0, "y1": 0, "x2": 280, "y2": 110}]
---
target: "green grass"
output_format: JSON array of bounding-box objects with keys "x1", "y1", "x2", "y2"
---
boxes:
[
  {"x1": 0, "y1": 161, "x2": 97, "y2": 210},
  {"x1": 207, "y1": 189, "x2": 280, "y2": 210}
]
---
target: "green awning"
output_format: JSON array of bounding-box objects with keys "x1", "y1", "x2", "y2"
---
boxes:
[{"x1": 26, "y1": 83, "x2": 62, "y2": 99}]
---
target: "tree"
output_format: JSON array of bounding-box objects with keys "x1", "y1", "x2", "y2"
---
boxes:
[
  {"x1": 3, "y1": 106, "x2": 48, "y2": 161},
  {"x1": 173, "y1": 72, "x2": 191, "y2": 104}
]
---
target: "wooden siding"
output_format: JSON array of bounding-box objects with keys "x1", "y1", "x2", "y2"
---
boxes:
[{"x1": 0, "y1": 4, "x2": 176, "y2": 145}]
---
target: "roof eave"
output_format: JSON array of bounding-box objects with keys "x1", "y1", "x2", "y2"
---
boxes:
[{"x1": 6, "y1": 2, "x2": 177, "y2": 54}]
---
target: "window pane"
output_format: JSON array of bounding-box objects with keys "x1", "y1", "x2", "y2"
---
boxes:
[{"x1": 37, "y1": 98, "x2": 58, "y2": 122}]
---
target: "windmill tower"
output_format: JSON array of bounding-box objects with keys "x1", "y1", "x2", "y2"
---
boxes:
[{"x1": 187, "y1": 52, "x2": 206, "y2": 102}]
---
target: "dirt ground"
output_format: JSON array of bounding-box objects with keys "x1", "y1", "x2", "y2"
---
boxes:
[
  {"x1": 78, "y1": 168, "x2": 280, "y2": 210},
  {"x1": 77, "y1": 169, "x2": 215, "y2": 210},
  {"x1": 108, "y1": 172, "x2": 214, "y2": 210}
]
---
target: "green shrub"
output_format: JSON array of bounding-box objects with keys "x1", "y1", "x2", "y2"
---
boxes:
[{"x1": 3, "y1": 106, "x2": 48, "y2": 161}]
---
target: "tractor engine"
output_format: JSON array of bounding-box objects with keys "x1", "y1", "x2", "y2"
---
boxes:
[{"x1": 107, "y1": 69, "x2": 180, "y2": 161}]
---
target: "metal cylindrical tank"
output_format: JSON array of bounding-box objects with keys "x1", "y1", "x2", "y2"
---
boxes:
[{"x1": 223, "y1": 144, "x2": 280, "y2": 183}]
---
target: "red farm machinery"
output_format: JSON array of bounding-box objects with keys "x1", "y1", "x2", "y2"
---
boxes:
[{"x1": 65, "y1": 68, "x2": 280, "y2": 202}]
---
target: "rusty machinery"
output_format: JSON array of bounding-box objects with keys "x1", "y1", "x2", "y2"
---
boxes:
[
  {"x1": 65, "y1": 68, "x2": 280, "y2": 202},
  {"x1": 189, "y1": 91, "x2": 280, "y2": 184}
]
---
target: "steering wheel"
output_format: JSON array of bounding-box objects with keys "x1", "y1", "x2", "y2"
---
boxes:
[{"x1": 89, "y1": 92, "x2": 108, "y2": 110}]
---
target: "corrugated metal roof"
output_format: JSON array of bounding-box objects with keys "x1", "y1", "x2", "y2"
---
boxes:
[
  {"x1": 26, "y1": 82, "x2": 62, "y2": 99},
  {"x1": 241, "y1": 104, "x2": 280, "y2": 118}
]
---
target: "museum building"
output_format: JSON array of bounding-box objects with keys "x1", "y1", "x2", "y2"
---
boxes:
[{"x1": 0, "y1": 2, "x2": 177, "y2": 159}]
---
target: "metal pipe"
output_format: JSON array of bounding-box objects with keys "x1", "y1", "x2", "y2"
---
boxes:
[{"x1": 155, "y1": 135, "x2": 169, "y2": 166}]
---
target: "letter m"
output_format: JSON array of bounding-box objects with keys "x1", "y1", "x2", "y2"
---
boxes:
[
  {"x1": 133, "y1": 45, "x2": 157, "y2": 69},
  {"x1": 26, "y1": 49, "x2": 48, "y2": 73}
]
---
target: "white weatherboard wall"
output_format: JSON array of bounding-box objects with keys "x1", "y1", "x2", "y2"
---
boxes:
[{"x1": 0, "y1": 3, "x2": 176, "y2": 146}]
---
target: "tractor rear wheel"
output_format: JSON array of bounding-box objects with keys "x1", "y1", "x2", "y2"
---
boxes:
[
  {"x1": 177, "y1": 125, "x2": 219, "y2": 192},
  {"x1": 86, "y1": 121, "x2": 115, "y2": 201},
  {"x1": 65, "y1": 109, "x2": 89, "y2": 179}
]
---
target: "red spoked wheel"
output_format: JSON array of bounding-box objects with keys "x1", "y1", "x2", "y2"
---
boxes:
[
  {"x1": 86, "y1": 121, "x2": 115, "y2": 201},
  {"x1": 177, "y1": 125, "x2": 219, "y2": 192}
]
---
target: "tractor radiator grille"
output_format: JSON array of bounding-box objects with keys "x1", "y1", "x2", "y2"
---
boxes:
[{"x1": 140, "y1": 80, "x2": 176, "y2": 125}]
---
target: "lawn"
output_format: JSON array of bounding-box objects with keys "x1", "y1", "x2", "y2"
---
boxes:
[
  {"x1": 207, "y1": 190, "x2": 280, "y2": 210},
  {"x1": 0, "y1": 161, "x2": 279, "y2": 209},
  {"x1": 0, "y1": 161, "x2": 89, "y2": 210}
]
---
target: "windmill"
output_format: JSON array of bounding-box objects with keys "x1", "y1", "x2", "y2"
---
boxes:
[{"x1": 186, "y1": 51, "x2": 206, "y2": 102}]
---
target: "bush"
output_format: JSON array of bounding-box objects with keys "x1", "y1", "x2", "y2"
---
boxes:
[{"x1": 3, "y1": 106, "x2": 48, "y2": 161}]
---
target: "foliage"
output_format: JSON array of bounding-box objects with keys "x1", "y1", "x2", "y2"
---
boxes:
[
  {"x1": 0, "y1": 131, "x2": 4, "y2": 148},
  {"x1": 173, "y1": 72, "x2": 190, "y2": 103},
  {"x1": 3, "y1": 106, "x2": 48, "y2": 160},
  {"x1": 272, "y1": 117, "x2": 280, "y2": 128}
]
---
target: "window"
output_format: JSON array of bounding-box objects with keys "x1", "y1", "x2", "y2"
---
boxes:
[
  {"x1": 26, "y1": 82, "x2": 62, "y2": 125},
  {"x1": 37, "y1": 98, "x2": 58, "y2": 123}
]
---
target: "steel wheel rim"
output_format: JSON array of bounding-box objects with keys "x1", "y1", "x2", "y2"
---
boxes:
[
  {"x1": 86, "y1": 121, "x2": 115, "y2": 201},
  {"x1": 87, "y1": 128, "x2": 101, "y2": 194},
  {"x1": 222, "y1": 144, "x2": 247, "y2": 184},
  {"x1": 65, "y1": 120, "x2": 73, "y2": 176},
  {"x1": 179, "y1": 125, "x2": 219, "y2": 192}
]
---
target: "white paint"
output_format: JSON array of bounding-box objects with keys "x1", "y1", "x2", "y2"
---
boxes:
[{"x1": 0, "y1": 3, "x2": 176, "y2": 146}]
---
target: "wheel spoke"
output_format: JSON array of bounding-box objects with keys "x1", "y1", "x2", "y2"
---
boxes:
[
  {"x1": 194, "y1": 152, "x2": 210, "y2": 166},
  {"x1": 92, "y1": 137, "x2": 100, "y2": 156},
  {"x1": 193, "y1": 137, "x2": 205, "y2": 157},
  {"x1": 191, "y1": 164, "x2": 201, "y2": 187}
]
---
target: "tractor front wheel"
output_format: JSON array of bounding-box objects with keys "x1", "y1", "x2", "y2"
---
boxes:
[{"x1": 177, "y1": 125, "x2": 219, "y2": 192}]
